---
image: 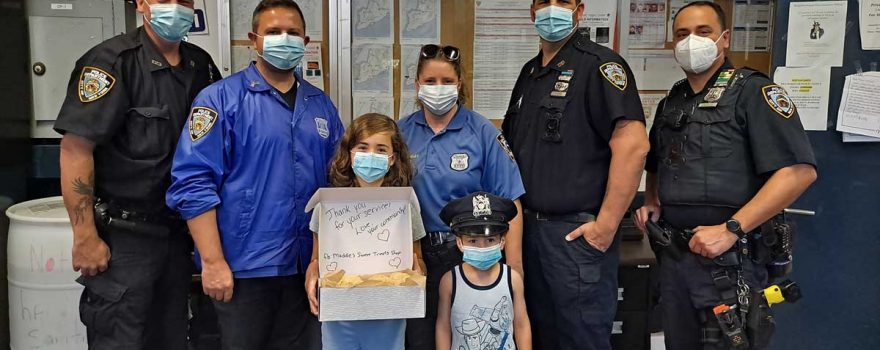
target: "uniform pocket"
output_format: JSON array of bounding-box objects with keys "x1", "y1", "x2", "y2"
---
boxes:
[
  {"x1": 688, "y1": 112, "x2": 733, "y2": 158},
  {"x1": 79, "y1": 276, "x2": 127, "y2": 336},
  {"x1": 125, "y1": 106, "x2": 172, "y2": 159},
  {"x1": 237, "y1": 189, "x2": 255, "y2": 237}
]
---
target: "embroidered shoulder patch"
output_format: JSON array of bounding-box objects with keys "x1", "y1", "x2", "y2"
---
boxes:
[
  {"x1": 600, "y1": 62, "x2": 627, "y2": 91},
  {"x1": 78, "y1": 66, "x2": 115, "y2": 103},
  {"x1": 189, "y1": 107, "x2": 219, "y2": 141},
  {"x1": 762, "y1": 85, "x2": 795, "y2": 119},
  {"x1": 496, "y1": 133, "x2": 515, "y2": 161}
]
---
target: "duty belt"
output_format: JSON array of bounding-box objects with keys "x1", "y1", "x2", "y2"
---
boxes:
[{"x1": 523, "y1": 209, "x2": 596, "y2": 224}]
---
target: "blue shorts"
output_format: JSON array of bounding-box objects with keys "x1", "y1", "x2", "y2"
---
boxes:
[{"x1": 322, "y1": 319, "x2": 405, "y2": 350}]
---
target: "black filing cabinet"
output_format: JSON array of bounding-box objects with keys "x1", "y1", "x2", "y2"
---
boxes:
[{"x1": 612, "y1": 219, "x2": 656, "y2": 350}]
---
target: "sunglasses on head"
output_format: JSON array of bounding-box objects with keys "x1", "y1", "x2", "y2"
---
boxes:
[{"x1": 420, "y1": 44, "x2": 460, "y2": 62}]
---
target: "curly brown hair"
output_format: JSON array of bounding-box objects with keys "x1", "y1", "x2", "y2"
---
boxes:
[{"x1": 329, "y1": 113, "x2": 414, "y2": 187}]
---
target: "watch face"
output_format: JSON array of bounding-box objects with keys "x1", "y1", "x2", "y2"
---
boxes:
[{"x1": 727, "y1": 219, "x2": 741, "y2": 233}]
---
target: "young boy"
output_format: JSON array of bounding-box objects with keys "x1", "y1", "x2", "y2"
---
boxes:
[{"x1": 435, "y1": 192, "x2": 532, "y2": 350}]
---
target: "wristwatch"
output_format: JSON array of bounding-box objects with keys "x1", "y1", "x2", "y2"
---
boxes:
[{"x1": 725, "y1": 218, "x2": 745, "y2": 237}]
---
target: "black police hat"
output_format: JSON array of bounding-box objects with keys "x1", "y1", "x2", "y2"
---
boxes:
[{"x1": 439, "y1": 192, "x2": 518, "y2": 237}]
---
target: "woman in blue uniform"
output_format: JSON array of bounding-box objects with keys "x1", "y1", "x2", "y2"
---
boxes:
[{"x1": 398, "y1": 44, "x2": 526, "y2": 350}]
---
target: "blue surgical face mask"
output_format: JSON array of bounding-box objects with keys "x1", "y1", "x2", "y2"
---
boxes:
[
  {"x1": 144, "y1": 0, "x2": 195, "y2": 43},
  {"x1": 534, "y1": 5, "x2": 576, "y2": 42},
  {"x1": 257, "y1": 33, "x2": 306, "y2": 71},
  {"x1": 352, "y1": 152, "x2": 390, "y2": 183},
  {"x1": 462, "y1": 244, "x2": 502, "y2": 271}
]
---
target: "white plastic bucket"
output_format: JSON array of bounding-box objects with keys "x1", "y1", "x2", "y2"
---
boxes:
[{"x1": 6, "y1": 196, "x2": 86, "y2": 349}]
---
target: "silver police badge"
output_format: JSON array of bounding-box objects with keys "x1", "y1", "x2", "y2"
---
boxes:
[
  {"x1": 473, "y1": 194, "x2": 492, "y2": 217},
  {"x1": 189, "y1": 107, "x2": 219, "y2": 141},
  {"x1": 450, "y1": 153, "x2": 469, "y2": 171},
  {"x1": 762, "y1": 85, "x2": 795, "y2": 119},
  {"x1": 315, "y1": 117, "x2": 330, "y2": 138},
  {"x1": 600, "y1": 62, "x2": 627, "y2": 91},
  {"x1": 78, "y1": 66, "x2": 115, "y2": 103}
]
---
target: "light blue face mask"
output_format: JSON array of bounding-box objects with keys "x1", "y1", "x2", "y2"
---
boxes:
[
  {"x1": 534, "y1": 5, "x2": 576, "y2": 42},
  {"x1": 144, "y1": 0, "x2": 195, "y2": 43},
  {"x1": 257, "y1": 34, "x2": 306, "y2": 71},
  {"x1": 352, "y1": 152, "x2": 390, "y2": 183},
  {"x1": 462, "y1": 244, "x2": 503, "y2": 271}
]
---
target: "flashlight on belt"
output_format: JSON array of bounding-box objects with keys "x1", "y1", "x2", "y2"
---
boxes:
[{"x1": 762, "y1": 280, "x2": 802, "y2": 307}]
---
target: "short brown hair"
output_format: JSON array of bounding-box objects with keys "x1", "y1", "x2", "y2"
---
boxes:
[
  {"x1": 329, "y1": 114, "x2": 414, "y2": 188},
  {"x1": 676, "y1": 1, "x2": 727, "y2": 30},
  {"x1": 252, "y1": 0, "x2": 306, "y2": 33}
]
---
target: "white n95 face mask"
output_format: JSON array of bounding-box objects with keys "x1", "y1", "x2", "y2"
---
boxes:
[
  {"x1": 674, "y1": 31, "x2": 726, "y2": 74},
  {"x1": 418, "y1": 84, "x2": 459, "y2": 116}
]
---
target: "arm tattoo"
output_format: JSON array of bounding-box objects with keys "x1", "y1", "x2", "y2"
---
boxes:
[{"x1": 71, "y1": 175, "x2": 95, "y2": 226}]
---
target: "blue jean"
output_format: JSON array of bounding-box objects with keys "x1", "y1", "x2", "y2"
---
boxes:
[{"x1": 323, "y1": 320, "x2": 406, "y2": 350}]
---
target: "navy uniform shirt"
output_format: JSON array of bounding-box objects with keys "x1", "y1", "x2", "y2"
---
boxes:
[
  {"x1": 502, "y1": 29, "x2": 645, "y2": 215},
  {"x1": 646, "y1": 60, "x2": 816, "y2": 227},
  {"x1": 54, "y1": 27, "x2": 221, "y2": 209},
  {"x1": 399, "y1": 106, "x2": 525, "y2": 233}
]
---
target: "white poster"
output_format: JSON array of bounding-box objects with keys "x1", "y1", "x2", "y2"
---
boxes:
[
  {"x1": 629, "y1": 0, "x2": 668, "y2": 49},
  {"x1": 785, "y1": 1, "x2": 847, "y2": 67},
  {"x1": 302, "y1": 43, "x2": 324, "y2": 91},
  {"x1": 859, "y1": 0, "x2": 880, "y2": 50},
  {"x1": 773, "y1": 66, "x2": 832, "y2": 131},
  {"x1": 353, "y1": 93, "x2": 395, "y2": 119},
  {"x1": 231, "y1": 0, "x2": 322, "y2": 40},
  {"x1": 732, "y1": 0, "x2": 773, "y2": 52},
  {"x1": 582, "y1": 1, "x2": 617, "y2": 49},
  {"x1": 400, "y1": 44, "x2": 422, "y2": 100},
  {"x1": 399, "y1": 0, "x2": 440, "y2": 44},
  {"x1": 836, "y1": 72, "x2": 880, "y2": 138},
  {"x1": 353, "y1": 0, "x2": 394, "y2": 43},
  {"x1": 399, "y1": 93, "x2": 420, "y2": 120},
  {"x1": 473, "y1": 0, "x2": 539, "y2": 119},
  {"x1": 352, "y1": 43, "x2": 393, "y2": 93},
  {"x1": 628, "y1": 50, "x2": 687, "y2": 90}
]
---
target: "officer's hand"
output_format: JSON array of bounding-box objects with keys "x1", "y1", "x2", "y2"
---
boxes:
[
  {"x1": 201, "y1": 260, "x2": 234, "y2": 302},
  {"x1": 633, "y1": 205, "x2": 661, "y2": 234},
  {"x1": 565, "y1": 221, "x2": 615, "y2": 253},
  {"x1": 305, "y1": 260, "x2": 320, "y2": 316},
  {"x1": 689, "y1": 224, "x2": 739, "y2": 258},
  {"x1": 72, "y1": 232, "x2": 111, "y2": 277}
]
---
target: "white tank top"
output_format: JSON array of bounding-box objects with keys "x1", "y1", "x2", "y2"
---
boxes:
[{"x1": 450, "y1": 263, "x2": 516, "y2": 350}]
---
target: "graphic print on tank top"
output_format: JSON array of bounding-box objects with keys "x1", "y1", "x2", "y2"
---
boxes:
[{"x1": 451, "y1": 264, "x2": 515, "y2": 350}]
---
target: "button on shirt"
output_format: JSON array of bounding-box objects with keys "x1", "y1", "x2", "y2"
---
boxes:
[{"x1": 399, "y1": 106, "x2": 525, "y2": 233}]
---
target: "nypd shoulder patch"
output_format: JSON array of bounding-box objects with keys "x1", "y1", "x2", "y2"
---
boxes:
[
  {"x1": 78, "y1": 66, "x2": 115, "y2": 103},
  {"x1": 189, "y1": 107, "x2": 219, "y2": 141},
  {"x1": 761, "y1": 85, "x2": 795, "y2": 119},
  {"x1": 495, "y1": 133, "x2": 515, "y2": 161},
  {"x1": 600, "y1": 62, "x2": 628, "y2": 91}
]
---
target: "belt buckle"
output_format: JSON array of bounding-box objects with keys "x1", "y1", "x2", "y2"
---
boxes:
[
  {"x1": 534, "y1": 212, "x2": 549, "y2": 221},
  {"x1": 429, "y1": 232, "x2": 450, "y2": 246}
]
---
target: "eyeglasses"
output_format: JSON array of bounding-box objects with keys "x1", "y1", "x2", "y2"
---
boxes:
[{"x1": 419, "y1": 44, "x2": 460, "y2": 62}]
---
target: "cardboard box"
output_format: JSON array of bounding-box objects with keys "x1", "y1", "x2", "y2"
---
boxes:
[{"x1": 305, "y1": 187, "x2": 426, "y2": 322}]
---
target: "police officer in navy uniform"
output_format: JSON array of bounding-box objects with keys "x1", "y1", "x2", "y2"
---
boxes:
[
  {"x1": 633, "y1": 2, "x2": 817, "y2": 349},
  {"x1": 54, "y1": 0, "x2": 220, "y2": 348},
  {"x1": 501, "y1": 1, "x2": 650, "y2": 349}
]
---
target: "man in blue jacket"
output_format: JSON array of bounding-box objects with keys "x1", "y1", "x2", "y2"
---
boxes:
[{"x1": 166, "y1": 1, "x2": 343, "y2": 348}]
